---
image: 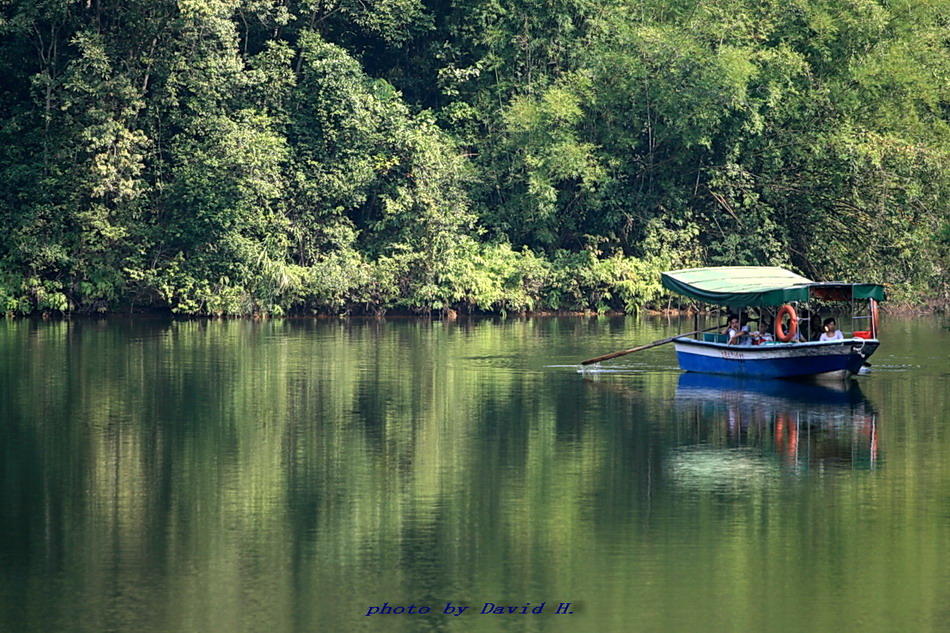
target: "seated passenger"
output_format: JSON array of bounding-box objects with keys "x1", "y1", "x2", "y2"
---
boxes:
[
  {"x1": 819, "y1": 318, "x2": 844, "y2": 341},
  {"x1": 722, "y1": 315, "x2": 748, "y2": 345},
  {"x1": 751, "y1": 330, "x2": 773, "y2": 345},
  {"x1": 738, "y1": 316, "x2": 754, "y2": 346},
  {"x1": 809, "y1": 314, "x2": 823, "y2": 341}
]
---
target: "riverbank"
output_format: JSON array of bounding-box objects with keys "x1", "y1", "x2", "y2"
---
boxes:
[{"x1": 5, "y1": 296, "x2": 946, "y2": 320}]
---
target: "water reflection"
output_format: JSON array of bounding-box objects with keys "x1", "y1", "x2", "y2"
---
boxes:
[
  {"x1": 672, "y1": 374, "x2": 880, "y2": 480},
  {"x1": 4, "y1": 317, "x2": 949, "y2": 633}
]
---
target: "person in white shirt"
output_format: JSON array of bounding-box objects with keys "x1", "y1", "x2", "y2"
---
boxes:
[
  {"x1": 738, "y1": 319, "x2": 754, "y2": 346},
  {"x1": 751, "y1": 330, "x2": 773, "y2": 345},
  {"x1": 722, "y1": 315, "x2": 750, "y2": 345},
  {"x1": 819, "y1": 318, "x2": 844, "y2": 341}
]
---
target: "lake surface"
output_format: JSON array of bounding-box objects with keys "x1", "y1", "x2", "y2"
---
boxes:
[{"x1": 2, "y1": 315, "x2": 949, "y2": 633}]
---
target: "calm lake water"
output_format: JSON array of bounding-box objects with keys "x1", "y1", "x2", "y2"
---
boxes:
[{"x1": 2, "y1": 315, "x2": 949, "y2": 633}]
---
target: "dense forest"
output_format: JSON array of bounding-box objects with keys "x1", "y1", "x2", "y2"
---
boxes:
[{"x1": 1, "y1": 0, "x2": 948, "y2": 316}]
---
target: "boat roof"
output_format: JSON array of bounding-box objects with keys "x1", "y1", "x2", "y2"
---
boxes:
[{"x1": 661, "y1": 266, "x2": 885, "y2": 306}]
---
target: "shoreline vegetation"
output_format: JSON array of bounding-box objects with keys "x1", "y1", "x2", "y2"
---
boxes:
[
  {"x1": 2, "y1": 1, "x2": 949, "y2": 318},
  {"x1": 6, "y1": 299, "x2": 942, "y2": 321}
]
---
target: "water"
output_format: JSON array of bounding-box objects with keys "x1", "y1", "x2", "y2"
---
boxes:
[{"x1": 1, "y1": 315, "x2": 949, "y2": 633}]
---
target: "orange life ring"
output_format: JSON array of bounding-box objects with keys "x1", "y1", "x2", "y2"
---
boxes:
[
  {"x1": 775, "y1": 304, "x2": 798, "y2": 342},
  {"x1": 870, "y1": 298, "x2": 879, "y2": 338}
]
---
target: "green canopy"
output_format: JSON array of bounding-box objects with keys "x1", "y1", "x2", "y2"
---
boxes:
[{"x1": 661, "y1": 267, "x2": 885, "y2": 306}]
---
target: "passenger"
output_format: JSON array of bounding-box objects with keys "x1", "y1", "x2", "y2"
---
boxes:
[
  {"x1": 752, "y1": 329, "x2": 773, "y2": 345},
  {"x1": 819, "y1": 318, "x2": 844, "y2": 341},
  {"x1": 722, "y1": 315, "x2": 747, "y2": 345},
  {"x1": 738, "y1": 314, "x2": 754, "y2": 346},
  {"x1": 809, "y1": 313, "x2": 823, "y2": 341},
  {"x1": 790, "y1": 308, "x2": 815, "y2": 342}
]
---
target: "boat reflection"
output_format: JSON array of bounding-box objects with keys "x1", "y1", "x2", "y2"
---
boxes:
[{"x1": 673, "y1": 373, "x2": 880, "y2": 473}]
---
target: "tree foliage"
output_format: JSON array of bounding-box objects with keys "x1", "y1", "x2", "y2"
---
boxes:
[{"x1": 0, "y1": 0, "x2": 948, "y2": 315}]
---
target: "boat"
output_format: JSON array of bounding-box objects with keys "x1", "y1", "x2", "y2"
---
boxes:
[{"x1": 661, "y1": 266, "x2": 884, "y2": 380}]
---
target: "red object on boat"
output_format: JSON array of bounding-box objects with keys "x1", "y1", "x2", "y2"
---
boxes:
[{"x1": 853, "y1": 331, "x2": 872, "y2": 339}]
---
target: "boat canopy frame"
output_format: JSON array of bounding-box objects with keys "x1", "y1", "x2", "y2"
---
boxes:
[{"x1": 661, "y1": 266, "x2": 885, "y2": 307}]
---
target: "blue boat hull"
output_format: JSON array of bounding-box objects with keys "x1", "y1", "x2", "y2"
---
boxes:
[{"x1": 673, "y1": 338, "x2": 879, "y2": 380}]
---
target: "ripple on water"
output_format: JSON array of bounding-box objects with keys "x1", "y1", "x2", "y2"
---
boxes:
[{"x1": 667, "y1": 446, "x2": 783, "y2": 493}]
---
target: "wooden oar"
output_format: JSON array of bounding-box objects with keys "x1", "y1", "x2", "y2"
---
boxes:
[{"x1": 581, "y1": 325, "x2": 723, "y2": 366}]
